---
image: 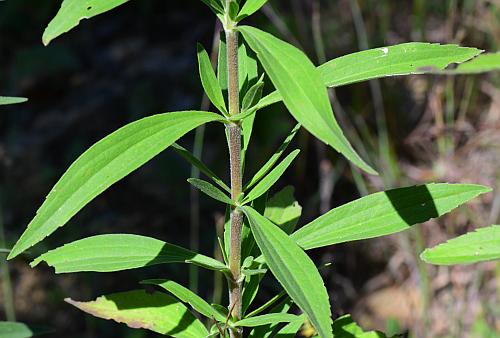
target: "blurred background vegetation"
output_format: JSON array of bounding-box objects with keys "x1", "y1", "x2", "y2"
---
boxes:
[{"x1": 1, "y1": 0, "x2": 499, "y2": 337}]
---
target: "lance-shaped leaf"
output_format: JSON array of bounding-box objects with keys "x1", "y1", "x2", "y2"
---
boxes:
[
  {"x1": 237, "y1": 0, "x2": 268, "y2": 21},
  {"x1": 31, "y1": 234, "x2": 228, "y2": 273},
  {"x1": 420, "y1": 225, "x2": 500, "y2": 265},
  {"x1": 243, "y1": 150, "x2": 300, "y2": 204},
  {"x1": 245, "y1": 124, "x2": 300, "y2": 190},
  {"x1": 274, "y1": 315, "x2": 305, "y2": 337},
  {"x1": 42, "y1": 0, "x2": 131, "y2": 46},
  {"x1": 141, "y1": 279, "x2": 226, "y2": 322},
  {"x1": 239, "y1": 26, "x2": 376, "y2": 175},
  {"x1": 0, "y1": 97, "x2": 28, "y2": 106},
  {"x1": 7, "y1": 111, "x2": 224, "y2": 260},
  {"x1": 66, "y1": 290, "x2": 208, "y2": 337},
  {"x1": 251, "y1": 43, "x2": 484, "y2": 113},
  {"x1": 0, "y1": 322, "x2": 51, "y2": 338},
  {"x1": 235, "y1": 313, "x2": 300, "y2": 327},
  {"x1": 445, "y1": 52, "x2": 500, "y2": 74},
  {"x1": 317, "y1": 42, "x2": 482, "y2": 87},
  {"x1": 292, "y1": 184, "x2": 491, "y2": 250},
  {"x1": 242, "y1": 206, "x2": 332, "y2": 338},
  {"x1": 188, "y1": 178, "x2": 234, "y2": 205},
  {"x1": 197, "y1": 44, "x2": 228, "y2": 115},
  {"x1": 171, "y1": 143, "x2": 230, "y2": 193}
]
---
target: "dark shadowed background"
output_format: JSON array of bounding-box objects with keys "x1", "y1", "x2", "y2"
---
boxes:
[{"x1": 1, "y1": 0, "x2": 499, "y2": 337}]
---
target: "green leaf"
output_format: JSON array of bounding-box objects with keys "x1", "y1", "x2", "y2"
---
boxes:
[
  {"x1": 317, "y1": 42, "x2": 482, "y2": 87},
  {"x1": 188, "y1": 178, "x2": 234, "y2": 205},
  {"x1": 241, "y1": 76, "x2": 265, "y2": 112},
  {"x1": 42, "y1": 0, "x2": 131, "y2": 46},
  {"x1": 243, "y1": 150, "x2": 299, "y2": 204},
  {"x1": 292, "y1": 184, "x2": 491, "y2": 250},
  {"x1": 447, "y1": 52, "x2": 500, "y2": 74},
  {"x1": 237, "y1": 0, "x2": 268, "y2": 21},
  {"x1": 248, "y1": 298, "x2": 293, "y2": 338},
  {"x1": 239, "y1": 26, "x2": 377, "y2": 175},
  {"x1": 420, "y1": 225, "x2": 500, "y2": 265},
  {"x1": 197, "y1": 44, "x2": 228, "y2": 115},
  {"x1": 65, "y1": 290, "x2": 208, "y2": 337},
  {"x1": 332, "y1": 314, "x2": 387, "y2": 337},
  {"x1": 171, "y1": 143, "x2": 230, "y2": 193},
  {"x1": 264, "y1": 186, "x2": 302, "y2": 234},
  {"x1": 235, "y1": 313, "x2": 299, "y2": 327},
  {"x1": 0, "y1": 322, "x2": 51, "y2": 338},
  {"x1": 245, "y1": 124, "x2": 300, "y2": 190},
  {"x1": 8, "y1": 111, "x2": 223, "y2": 259},
  {"x1": 30, "y1": 234, "x2": 228, "y2": 273},
  {"x1": 200, "y1": 0, "x2": 225, "y2": 15},
  {"x1": 141, "y1": 279, "x2": 226, "y2": 322},
  {"x1": 0, "y1": 97, "x2": 28, "y2": 106},
  {"x1": 242, "y1": 206, "x2": 332, "y2": 338}
]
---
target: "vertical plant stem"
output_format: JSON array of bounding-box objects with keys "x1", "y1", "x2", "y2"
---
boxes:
[{"x1": 224, "y1": 6, "x2": 243, "y2": 336}]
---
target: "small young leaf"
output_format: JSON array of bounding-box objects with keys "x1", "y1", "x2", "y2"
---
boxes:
[
  {"x1": 0, "y1": 322, "x2": 51, "y2": 338},
  {"x1": 197, "y1": 44, "x2": 228, "y2": 115},
  {"x1": 8, "y1": 111, "x2": 223, "y2": 260},
  {"x1": 292, "y1": 184, "x2": 491, "y2": 250},
  {"x1": 420, "y1": 225, "x2": 500, "y2": 265},
  {"x1": 264, "y1": 186, "x2": 302, "y2": 234},
  {"x1": 447, "y1": 52, "x2": 500, "y2": 74},
  {"x1": 242, "y1": 206, "x2": 333, "y2": 338},
  {"x1": 31, "y1": 234, "x2": 228, "y2": 273},
  {"x1": 243, "y1": 150, "x2": 300, "y2": 204},
  {"x1": 141, "y1": 279, "x2": 226, "y2": 322},
  {"x1": 228, "y1": 1, "x2": 240, "y2": 21},
  {"x1": 0, "y1": 97, "x2": 28, "y2": 106},
  {"x1": 332, "y1": 314, "x2": 387, "y2": 337},
  {"x1": 317, "y1": 42, "x2": 482, "y2": 87},
  {"x1": 188, "y1": 178, "x2": 234, "y2": 205},
  {"x1": 274, "y1": 315, "x2": 305, "y2": 337},
  {"x1": 171, "y1": 143, "x2": 230, "y2": 193},
  {"x1": 200, "y1": 0, "x2": 225, "y2": 15},
  {"x1": 241, "y1": 76, "x2": 264, "y2": 112},
  {"x1": 239, "y1": 26, "x2": 377, "y2": 175},
  {"x1": 42, "y1": 0, "x2": 131, "y2": 45},
  {"x1": 235, "y1": 313, "x2": 299, "y2": 327},
  {"x1": 236, "y1": 0, "x2": 268, "y2": 21},
  {"x1": 245, "y1": 124, "x2": 300, "y2": 190},
  {"x1": 66, "y1": 290, "x2": 208, "y2": 337}
]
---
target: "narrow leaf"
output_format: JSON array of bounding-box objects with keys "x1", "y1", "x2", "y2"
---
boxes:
[
  {"x1": 31, "y1": 234, "x2": 228, "y2": 273},
  {"x1": 42, "y1": 0, "x2": 131, "y2": 45},
  {"x1": 197, "y1": 44, "x2": 228, "y2": 115},
  {"x1": 274, "y1": 315, "x2": 305, "y2": 337},
  {"x1": 264, "y1": 186, "x2": 302, "y2": 234},
  {"x1": 171, "y1": 143, "x2": 230, "y2": 193},
  {"x1": 235, "y1": 313, "x2": 299, "y2": 327},
  {"x1": 237, "y1": 0, "x2": 268, "y2": 21},
  {"x1": 8, "y1": 111, "x2": 223, "y2": 259},
  {"x1": 241, "y1": 76, "x2": 264, "y2": 112},
  {"x1": 292, "y1": 184, "x2": 491, "y2": 250},
  {"x1": 245, "y1": 124, "x2": 300, "y2": 190},
  {"x1": 188, "y1": 178, "x2": 234, "y2": 205},
  {"x1": 239, "y1": 26, "x2": 376, "y2": 175},
  {"x1": 0, "y1": 97, "x2": 28, "y2": 106},
  {"x1": 420, "y1": 225, "x2": 500, "y2": 265},
  {"x1": 141, "y1": 279, "x2": 226, "y2": 322},
  {"x1": 243, "y1": 150, "x2": 299, "y2": 204},
  {"x1": 0, "y1": 322, "x2": 51, "y2": 338},
  {"x1": 65, "y1": 290, "x2": 208, "y2": 337},
  {"x1": 242, "y1": 206, "x2": 332, "y2": 338},
  {"x1": 317, "y1": 42, "x2": 482, "y2": 87}
]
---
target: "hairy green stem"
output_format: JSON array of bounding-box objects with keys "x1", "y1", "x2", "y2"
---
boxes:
[{"x1": 225, "y1": 22, "x2": 243, "y2": 338}]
